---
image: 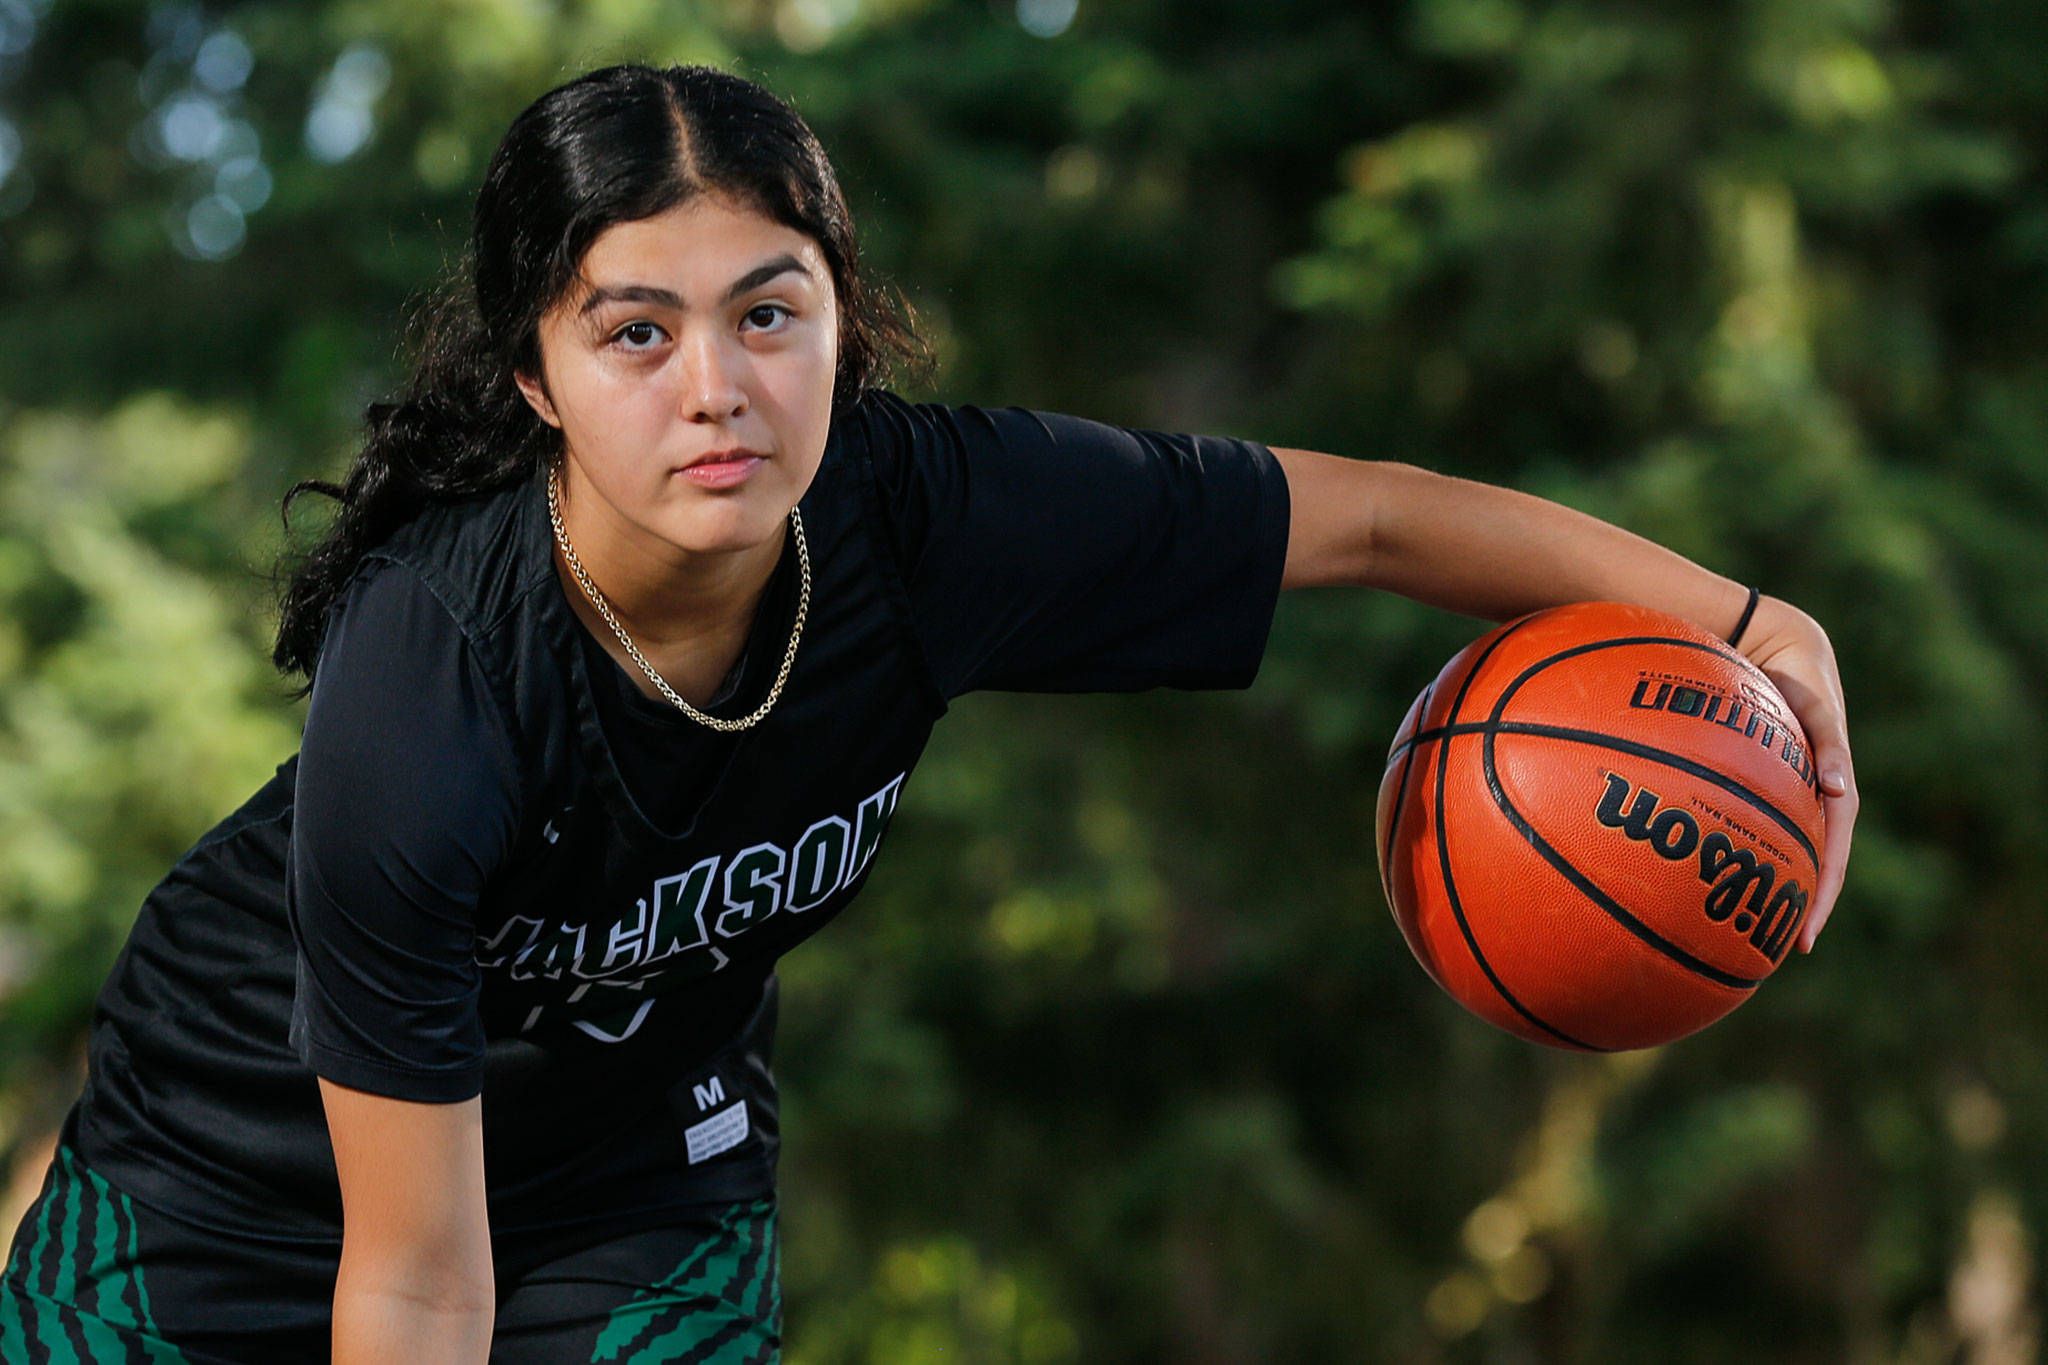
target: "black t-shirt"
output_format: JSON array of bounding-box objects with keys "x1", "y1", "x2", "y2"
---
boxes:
[{"x1": 70, "y1": 390, "x2": 1292, "y2": 1243}]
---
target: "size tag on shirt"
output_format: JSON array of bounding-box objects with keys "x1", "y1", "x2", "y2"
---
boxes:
[{"x1": 684, "y1": 1099, "x2": 750, "y2": 1164}]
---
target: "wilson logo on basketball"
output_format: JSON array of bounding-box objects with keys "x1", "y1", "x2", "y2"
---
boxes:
[
  {"x1": 1628, "y1": 679, "x2": 1818, "y2": 792},
  {"x1": 1594, "y1": 773, "x2": 1810, "y2": 964}
]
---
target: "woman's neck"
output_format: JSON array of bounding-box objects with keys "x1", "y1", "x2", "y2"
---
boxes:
[{"x1": 549, "y1": 469, "x2": 788, "y2": 706}]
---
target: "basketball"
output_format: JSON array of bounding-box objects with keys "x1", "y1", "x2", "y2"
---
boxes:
[{"x1": 1375, "y1": 601, "x2": 1826, "y2": 1051}]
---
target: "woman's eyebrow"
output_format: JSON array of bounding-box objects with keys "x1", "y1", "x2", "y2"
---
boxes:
[{"x1": 576, "y1": 255, "x2": 811, "y2": 316}]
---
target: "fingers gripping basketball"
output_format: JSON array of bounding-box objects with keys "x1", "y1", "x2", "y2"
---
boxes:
[{"x1": 1377, "y1": 602, "x2": 1826, "y2": 1052}]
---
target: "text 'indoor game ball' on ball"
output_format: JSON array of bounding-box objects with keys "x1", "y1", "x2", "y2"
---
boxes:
[{"x1": 1375, "y1": 601, "x2": 1826, "y2": 1052}]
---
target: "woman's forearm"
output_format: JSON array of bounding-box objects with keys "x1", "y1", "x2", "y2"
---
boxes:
[
  {"x1": 332, "y1": 1261, "x2": 495, "y2": 1364},
  {"x1": 1271, "y1": 446, "x2": 1751, "y2": 631},
  {"x1": 1360, "y1": 461, "x2": 1753, "y2": 634}
]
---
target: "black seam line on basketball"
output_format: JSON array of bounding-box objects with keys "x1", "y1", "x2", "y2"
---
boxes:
[
  {"x1": 1393, "y1": 703, "x2": 1818, "y2": 866},
  {"x1": 1498, "y1": 722, "x2": 1817, "y2": 867},
  {"x1": 1480, "y1": 635, "x2": 1817, "y2": 866},
  {"x1": 1481, "y1": 632, "x2": 1797, "y2": 988},
  {"x1": 1389, "y1": 720, "x2": 1478, "y2": 759},
  {"x1": 1390, "y1": 633, "x2": 1770, "y2": 755},
  {"x1": 1487, "y1": 630, "x2": 1822, "y2": 831},
  {"x1": 1481, "y1": 723, "x2": 1765, "y2": 990},
  {"x1": 1394, "y1": 719, "x2": 1817, "y2": 869},
  {"x1": 1378, "y1": 680, "x2": 1433, "y2": 909},
  {"x1": 1433, "y1": 621, "x2": 1605, "y2": 1051}
]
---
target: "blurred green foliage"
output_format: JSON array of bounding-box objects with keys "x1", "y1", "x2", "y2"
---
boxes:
[{"x1": 1, "y1": 0, "x2": 2044, "y2": 1360}]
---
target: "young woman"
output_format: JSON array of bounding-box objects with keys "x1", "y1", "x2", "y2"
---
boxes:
[{"x1": 0, "y1": 61, "x2": 1857, "y2": 1364}]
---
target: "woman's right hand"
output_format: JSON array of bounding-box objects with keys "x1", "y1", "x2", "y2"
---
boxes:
[{"x1": 1728, "y1": 595, "x2": 1858, "y2": 953}]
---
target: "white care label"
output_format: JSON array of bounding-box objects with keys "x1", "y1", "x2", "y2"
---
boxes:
[{"x1": 684, "y1": 1099, "x2": 750, "y2": 1164}]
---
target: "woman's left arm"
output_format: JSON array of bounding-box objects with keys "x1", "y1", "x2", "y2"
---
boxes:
[{"x1": 1270, "y1": 446, "x2": 1857, "y2": 953}]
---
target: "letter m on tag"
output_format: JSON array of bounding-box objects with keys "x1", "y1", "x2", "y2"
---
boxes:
[{"x1": 691, "y1": 1076, "x2": 726, "y2": 1112}]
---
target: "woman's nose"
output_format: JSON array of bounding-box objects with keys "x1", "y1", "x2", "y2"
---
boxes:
[{"x1": 677, "y1": 326, "x2": 748, "y2": 422}]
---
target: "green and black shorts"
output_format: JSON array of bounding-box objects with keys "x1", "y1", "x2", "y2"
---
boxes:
[{"x1": 0, "y1": 1141, "x2": 781, "y2": 1364}]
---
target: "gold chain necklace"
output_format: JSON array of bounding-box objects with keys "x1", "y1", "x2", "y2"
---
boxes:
[{"x1": 547, "y1": 461, "x2": 810, "y2": 733}]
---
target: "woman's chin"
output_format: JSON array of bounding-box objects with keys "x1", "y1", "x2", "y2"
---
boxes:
[{"x1": 654, "y1": 500, "x2": 790, "y2": 558}]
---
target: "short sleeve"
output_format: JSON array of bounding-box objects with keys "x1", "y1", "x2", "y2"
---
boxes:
[
  {"x1": 286, "y1": 558, "x2": 523, "y2": 1103},
  {"x1": 854, "y1": 391, "x2": 1292, "y2": 698}
]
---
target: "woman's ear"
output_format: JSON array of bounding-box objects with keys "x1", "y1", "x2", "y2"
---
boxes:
[{"x1": 514, "y1": 367, "x2": 562, "y2": 429}]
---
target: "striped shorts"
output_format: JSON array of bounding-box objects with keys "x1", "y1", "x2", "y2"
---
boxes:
[{"x1": 0, "y1": 1143, "x2": 781, "y2": 1363}]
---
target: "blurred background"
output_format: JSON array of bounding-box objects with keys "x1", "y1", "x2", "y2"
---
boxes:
[{"x1": 0, "y1": 0, "x2": 2043, "y2": 1360}]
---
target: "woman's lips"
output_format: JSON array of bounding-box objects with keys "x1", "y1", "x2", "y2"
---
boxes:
[{"x1": 674, "y1": 454, "x2": 764, "y2": 489}]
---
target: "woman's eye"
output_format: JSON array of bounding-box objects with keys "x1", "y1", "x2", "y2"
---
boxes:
[
  {"x1": 745, "y1": 303, "x2": 791, "y2": 331},
  {"x1": 613, "y1": 321, "x2": 665, "y2": 349}
]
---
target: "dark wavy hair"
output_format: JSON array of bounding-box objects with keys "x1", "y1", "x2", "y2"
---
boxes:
[{"x1": 270, "y1": 62, "x2": 930, "y2": 692}]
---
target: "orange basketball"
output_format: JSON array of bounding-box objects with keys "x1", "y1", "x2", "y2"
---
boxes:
[{"x1": 1376, "y1": 601, "x2": 1825, "y2": 1051}]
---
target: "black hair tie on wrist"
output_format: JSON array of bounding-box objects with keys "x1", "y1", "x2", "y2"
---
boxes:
[{"x1": 1726, "y1": 585, "x2": 1761, "y2": 649}]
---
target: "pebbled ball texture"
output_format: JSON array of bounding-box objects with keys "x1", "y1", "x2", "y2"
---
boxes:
[{"x1": 1376, "y1": 601, "x2": 1825, "y2": 1052}]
